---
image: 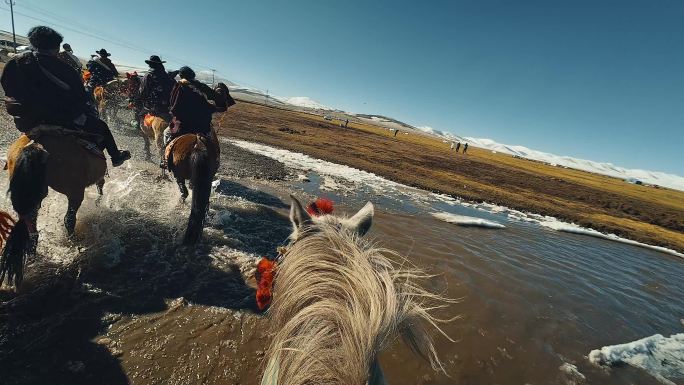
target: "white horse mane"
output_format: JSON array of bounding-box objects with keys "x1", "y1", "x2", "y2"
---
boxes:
[{"x1": 262, "y1": 197, "x2": 453, "y2": 385}]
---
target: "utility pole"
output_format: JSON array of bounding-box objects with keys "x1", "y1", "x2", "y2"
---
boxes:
[
  {"x1": 210, "y1": 69, "x2": 216, "y2": 86},
  {"x1": 6, "y1": 0, "x2": 16, "y2": 53}
]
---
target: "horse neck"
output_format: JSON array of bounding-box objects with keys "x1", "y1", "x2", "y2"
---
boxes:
[{"x1": 265, "y1": 225, "x2": 398, "y2": 385}]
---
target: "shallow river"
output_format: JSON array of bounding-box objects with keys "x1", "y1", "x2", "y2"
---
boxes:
[{"x1": 0, "y1": 115, "x2": 682, "y2": 385}]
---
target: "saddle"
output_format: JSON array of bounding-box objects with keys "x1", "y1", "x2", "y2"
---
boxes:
[
  {"x1": 26, "y1": 125, "x2": 106, "y2": 159},
  {"x1": 163, "y1": 131, "x2": 220, "y2": 172}
]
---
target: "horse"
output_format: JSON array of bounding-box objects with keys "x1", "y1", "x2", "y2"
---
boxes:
[
  {"x1": 164, "y1": 129, "x2": 220, "y2": 244},
  {"x1": 141, "y1": 114, "x2": 168, "y2": 163},
  {"x1": 0, "y1": 127, "x2": 106, "y2": 286},
  {"x1": 123, "y1": 72, "x2": 144, "y2": 126},
  {"x1": 261, "y1": 196, "x2": 452, "y2": 385},
  {"x1": 93, "y1": 79, "x2": 125, "y2": 123}
]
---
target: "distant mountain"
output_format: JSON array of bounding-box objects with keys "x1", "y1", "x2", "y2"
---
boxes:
[
  {"x1": 414, "y1": 126, "x2": 684, "y2": 191},
  {"x1": 274, "y1": 96, "x2": 331, "y2": 110}
]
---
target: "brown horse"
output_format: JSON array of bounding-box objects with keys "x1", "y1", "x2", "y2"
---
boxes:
[
  {"x1": 94, "y1": 79, "x2": 124, "y2": 123},
  {"x1": 1, "y1": 126, "x2": 106, "y2": 286},
  {"x1": 141, "y1": 114, "x2": 168, "y2": 163},
  {"x1": 164, "y1": 129, "x2": 220, "y2": 244}
]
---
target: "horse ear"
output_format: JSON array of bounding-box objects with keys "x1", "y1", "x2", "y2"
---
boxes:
[
  {"x1": 289, "y1": 195, "x2": 312, "y2": 231},
  {"x1": 344, "y1": 202, "x2": 374, "y2": 236}
]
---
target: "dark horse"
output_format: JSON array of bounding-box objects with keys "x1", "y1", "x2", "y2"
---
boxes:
[
  {"x1": 164, "y1": 129, "x2": 220, "y2": 244},
  {"x1": 1, "y1": 127, "x2": 106, "y2": 286}
]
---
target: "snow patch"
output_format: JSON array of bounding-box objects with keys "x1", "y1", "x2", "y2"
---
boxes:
[
  {"x1": 559, "y1": 363, "x2": 586, "y2": 384},
  {"x1": 432, "y1": 212, "x2": 506, "y2": 229},
  {"x1": 588, "y1": 333, "x2": 684, "y2": 385},
  {"x1": 276, "y1": 96, "x2": 331, "y2": 110},
  {"x1": 227, "y1": 139, "x2": 408, "y2": 197}
]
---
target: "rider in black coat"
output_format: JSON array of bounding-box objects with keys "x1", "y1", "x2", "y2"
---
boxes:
[
  {"x1": 140, "y1": 55, "x2": 176, "y2": 121},
  {"x1": 1, "y1": 26, "x2": 130, "y2": 166}
]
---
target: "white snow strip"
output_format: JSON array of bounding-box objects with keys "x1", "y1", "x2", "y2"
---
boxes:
[
  {"x1": 588, "y1": 333, "x2": 684, "y2": 385},
  {"x1": 559, "y1": 363, "x2": 586, "y2": 384},
  {"x1": 537, "y1": 218, "x2": 684, "y2": 259},
  {"x1": 228, "y1": 139, "x2": 409, "y2": 196},
  {"x1": 432, "y1": 212, "x2": 506, "y2": 229},
  {"x1": 228, "y1": 139, "x2": 684, "y2": 258}
]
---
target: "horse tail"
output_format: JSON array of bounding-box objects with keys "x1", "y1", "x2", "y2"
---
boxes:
[
  {"x1": 1, "y1": 143, "x2": 49, "y2": 286},
  {"x1": 183, "y1": 140, "x2": 212, "y2": 244}
]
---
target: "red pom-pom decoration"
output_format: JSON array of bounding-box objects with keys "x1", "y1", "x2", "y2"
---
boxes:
[{"x1": 305, "y1": 198, "x2": 335, "y2": 217}]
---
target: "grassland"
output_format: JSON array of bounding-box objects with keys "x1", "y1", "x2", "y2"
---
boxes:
[{"x1": 226, "y1": 100, "x2": 676, "y2": 253}]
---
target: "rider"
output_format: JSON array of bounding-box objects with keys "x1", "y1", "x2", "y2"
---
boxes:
[
  {"x1": 85, "y1": 48, "x2": 118, "y2": 93},
  {"x1": 166, "y1": 66, "x2": 233, "y2": 145},
  {"x1": 0, "y1": 26, "x2": 131, "y2": 166},
  {"x1": 139, "y1": 55, "x2": 175, "y2": 121},
  {"x1": 57, "y1": 43, "x2": 82, "y2": 73}
]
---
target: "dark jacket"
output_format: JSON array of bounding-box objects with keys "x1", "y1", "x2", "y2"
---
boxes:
[
  {"x1": 100, "y1": 57, "x2": 118, "y2": 77},
  {"x1": 169, "y1": 80, "x2": 233, "y2": 135},
  {"x1": 1, "y1": 51, "x2": 91, "y2": 131},
  {"x1": 86, "y1": 57, "x2": 116, "y2": 88},
  {"x1": 140, "y1": 67, "x2": 175, "y2": 117},
  {"x1": 57, "y1": 51, "x2": 82, "y2": 73}
]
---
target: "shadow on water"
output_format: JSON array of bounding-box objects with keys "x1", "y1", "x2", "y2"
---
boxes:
[
  {"x1": 213, "y1": 178, "x2": 288, "y2": 209},
  {"x1": 0, "y1": 181, "x2": 292, "y2": 385}
]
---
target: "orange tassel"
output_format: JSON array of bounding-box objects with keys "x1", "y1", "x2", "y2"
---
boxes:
[{"x1": 255, "y1": 258, "x2": 277, "y2": 310}]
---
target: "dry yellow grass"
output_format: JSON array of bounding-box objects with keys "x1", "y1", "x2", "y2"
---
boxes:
[{"x1": 216, "y1": 99, "x2": 684, "y2": 253}]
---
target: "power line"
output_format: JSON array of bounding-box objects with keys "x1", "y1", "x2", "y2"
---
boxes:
[
  {"x1": 0, "y1": 4, "x2": 218, "y2": 72},
  {"x1": 0, "y1": 4, "x2": 274, "y2": 92}
]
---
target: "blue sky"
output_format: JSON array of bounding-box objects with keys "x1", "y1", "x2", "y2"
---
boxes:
[{"x1": 1, "y1": 0, "x2": 682, "y2": 175}]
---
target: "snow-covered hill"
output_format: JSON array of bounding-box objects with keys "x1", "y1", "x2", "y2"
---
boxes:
[{"x1": 414, "y1": 126, "x2": 684, "y2": 191}]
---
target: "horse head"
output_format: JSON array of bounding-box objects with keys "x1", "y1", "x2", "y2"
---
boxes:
[{"x1": 288, "y1": 195, "x2": 374, "y2": 242}]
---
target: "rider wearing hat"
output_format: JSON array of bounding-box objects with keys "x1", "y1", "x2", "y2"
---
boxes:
[
  {"x1": 86, "y1": 48, "x2": 118, "y2": 92},
  {"x1": 1, "y1": 26, "x2": 131, "y2": 166},
  {"x1": 140, "y1": 55, "x2": 175, "y2": 121},
  {"x1": 166, "y1": 66, "x2": 234, "y2": 141}
]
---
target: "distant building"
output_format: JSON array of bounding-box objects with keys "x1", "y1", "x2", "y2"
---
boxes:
[{"x1": 0, "y1": 30, "x2": 30, "y2": 51}]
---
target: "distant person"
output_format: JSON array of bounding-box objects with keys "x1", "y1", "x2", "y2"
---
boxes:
[
  {"x1": 85, "y1": 48, "x2": 117, "y2": 92},
  {"x1": 57, "y1": 43, "x2": 82, "y2": 73},
  {"x1": 0, "y1": 26, "x2": 130, "y2": 166},
  {"x1": 344, "y1": 118, "x2": 349, "y2": 128},
  {"x1": 140, "y1": 55, "x2": 176, "y2": 121},
  {"x1": 463, "y1": 143, "x2": 469, "y2": 154},
  {"x1": 455, "y1": 142, "x2": 461, "y2": 152},
  {"x1": 393, "y1": 129, "x2": 399, "y2": 137}
]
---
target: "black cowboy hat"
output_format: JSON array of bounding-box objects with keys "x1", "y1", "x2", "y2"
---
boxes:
[
  {"x1": 145, "y1": 55, "x2": 166, "y2": 65},
  {"x1": 96, "y1": 48, "x2": 111, "y2": 57}
]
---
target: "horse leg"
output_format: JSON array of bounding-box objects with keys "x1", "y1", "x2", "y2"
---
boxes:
[
  {"x1": 141, "y1": 132, "x2": 152, "y2": 161},
  {"x1": 177, "y1": 177, "x2": 189, "y2": 202},
  {"x1": 156, "y1": 130, "x2": 165, "y2": 169},
  {"x1": 64, "y1": 191, "x2": 84, "y2": 236},
  {"x1": 1, "y1": 143, "x2": 49, "y2": 286},
  {"x1": 96, "y1": 179, "x2": 105, "y2": 196},
  {"x1": 182, "y1": 145, "x2": 213, "y2": 244}
]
